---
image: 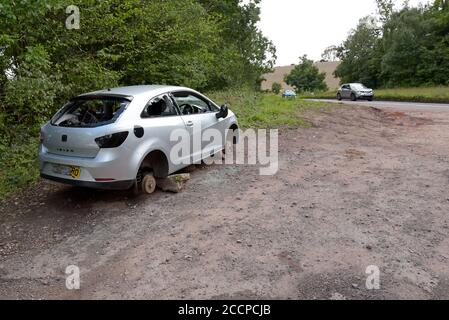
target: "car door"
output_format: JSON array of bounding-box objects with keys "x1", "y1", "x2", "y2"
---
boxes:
[
  {"x1": 140, "y1": 93, "x2": 187, "y2": 171},
  {"x1": 172, "y1": 91, "x2": 224, "y2": 163},
  {"x1": 341, "y1": 85, "x2": 350, "y2": 99}
]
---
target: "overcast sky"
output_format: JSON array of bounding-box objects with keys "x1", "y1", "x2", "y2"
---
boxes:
[{"x1": 259, "y1": 0, "x2": 431, "y2": 66}]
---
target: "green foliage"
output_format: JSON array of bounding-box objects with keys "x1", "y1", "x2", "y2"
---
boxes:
[
  {"x1": 2, "y1": 46, "x2": 64, "y2": 136},
  {"x1": 334, "y1": 0, "x2": 449, "y2": 88},
  {"x1": 375, "y1": 0, "x2": 394, "y2": 22},
  {"x1": 0, "y1": 136, "x2": 40, "y2": 199},
  {"x1": 321, "y1": 45, "x2": 338, "y2": 62},
  {"x1": 0, "y1": 0, "x2": 276, "y2": 127},
  {"x1": 285, "y1": 56, "x2": 328, "y2": 93},
  {"x1": 271, "y1": 82, "x2": 282, "y2": 94},
  {"x1": 334, "y1": 16, "x2": 381, "y2": 88},
  {"x1": 207, "y1": 89, "x2": 331, "y2": 129}
]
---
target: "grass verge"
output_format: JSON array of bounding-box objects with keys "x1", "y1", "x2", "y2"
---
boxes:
[
  {"x1": 373, "y1": 87, "x2": 449, "y2": 103},
  {"x1": 208, "y1": 89, "x2": 333, "y2": 128}
]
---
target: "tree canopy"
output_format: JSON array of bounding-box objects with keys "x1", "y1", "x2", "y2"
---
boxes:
[
  {"x1": 0, "y1": 0, "x2": 276, "y2": 140},
  {"x1": 334, "y1": 0, "x2": 449, "y2": 88},
  {"x1": 271, "y1": 82, "x2": 282, "y2": 94},
  {"x1": 284, "y1": 56, "x2": 328, "y2": 93}
]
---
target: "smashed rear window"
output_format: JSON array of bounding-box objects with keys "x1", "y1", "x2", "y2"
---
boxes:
[{"x1": 51, "y1": 96, "x2": 131, "y2": 127}]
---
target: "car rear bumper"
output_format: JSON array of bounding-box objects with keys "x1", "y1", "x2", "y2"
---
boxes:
[
  {"x1": 41, "y1": 173, "x2": 134, "y2": 190},
  {"x1": 39, "y1": 144, "x2": 136, "y2": 182}
]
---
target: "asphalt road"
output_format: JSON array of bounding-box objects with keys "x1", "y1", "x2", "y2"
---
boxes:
[{"x1": 308, "y1": 99, "x2": 449, "y2": 111}]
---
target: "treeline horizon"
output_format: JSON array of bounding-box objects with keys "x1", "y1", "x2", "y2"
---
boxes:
[{"x1": 330, "y1": 0, "x2": 449, "y2": 89}]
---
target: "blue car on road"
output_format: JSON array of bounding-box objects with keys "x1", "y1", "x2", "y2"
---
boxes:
[{"x1": 282, "y1": 90, "x2": 296, "y2": 98}]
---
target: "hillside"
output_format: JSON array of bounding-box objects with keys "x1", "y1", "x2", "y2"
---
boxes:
[{"x1": 261, "y1": 61, "x2": 341, "y2": 91}]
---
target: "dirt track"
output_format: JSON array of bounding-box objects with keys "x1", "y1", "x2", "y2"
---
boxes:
[{"x1": 1, "y1": 105, "x2": 449, "y2": 300}]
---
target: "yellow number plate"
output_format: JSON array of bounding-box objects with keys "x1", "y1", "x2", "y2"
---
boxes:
[{"x1": 70, "y1": 166, "x2": 81, "y2": 179}]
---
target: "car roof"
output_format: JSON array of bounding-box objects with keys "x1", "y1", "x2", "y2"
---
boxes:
[{"x1": 78, "y1": 85, "x2": 193, "y2": 99}]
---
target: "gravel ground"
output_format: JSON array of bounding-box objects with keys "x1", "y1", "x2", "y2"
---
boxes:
[{"x1": 1, "y1": 105, "x2": 449, "y2": 300}]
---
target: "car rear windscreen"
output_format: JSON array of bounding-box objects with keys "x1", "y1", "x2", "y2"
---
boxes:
[{"x1": 51, "y1": 96, "x2": 130, "y2": 127}]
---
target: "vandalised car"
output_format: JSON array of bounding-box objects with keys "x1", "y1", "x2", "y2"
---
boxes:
[
  {"x1": 337, "y1": 83, "x2": 374, "y2": 101},
  {"x1": 39, "y1": 85, "x2": 239, "y2": 194}
]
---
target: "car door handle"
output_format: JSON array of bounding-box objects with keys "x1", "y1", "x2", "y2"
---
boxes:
[{"x1": 186, "y1": 121, "x2": 194, "y2": 127}]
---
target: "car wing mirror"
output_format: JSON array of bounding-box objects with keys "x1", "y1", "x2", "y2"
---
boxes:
[{"x1": 216, "y1": 104, "x2": 229, "y2": 119}]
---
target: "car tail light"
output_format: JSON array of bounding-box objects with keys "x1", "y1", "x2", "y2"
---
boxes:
[
  {"x1": 95, "y1": 131, "x2": 129, "y2": 149},
  {"x1": 39, "y1": 131, "x2": 45, "y2": 144}
]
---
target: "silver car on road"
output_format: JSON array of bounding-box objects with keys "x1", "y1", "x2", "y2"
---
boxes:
[
  {"x1": 39, "y1": 85, "x2": 239, "y2": 194},
  {"x1": 337, "y1": 83, "x2": 374, "y2": 101}
]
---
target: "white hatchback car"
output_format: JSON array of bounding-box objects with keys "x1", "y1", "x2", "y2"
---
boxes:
[{"x1": 39, "y1": 85, "x2": 239, "y2": 194}]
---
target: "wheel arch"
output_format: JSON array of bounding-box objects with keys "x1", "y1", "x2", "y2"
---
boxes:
[
  {"x1": 229, "y1": 123, "x2": 239, "y2": 131},
  {"x1": 137, "y1": 149, "x2": 170, "y2": 179},
  {"x1": 228, "y1": 122, "x2": 240, "y2": 145}
]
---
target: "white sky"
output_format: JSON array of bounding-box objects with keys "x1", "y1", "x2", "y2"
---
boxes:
[{"x1": 259, "y1": 0, "x2": 431, "y2": 66}]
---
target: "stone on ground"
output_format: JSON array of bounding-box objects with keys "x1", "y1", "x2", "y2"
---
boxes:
[{"x1": 156, "y1": 174, "x2": 191, "y2": 193}]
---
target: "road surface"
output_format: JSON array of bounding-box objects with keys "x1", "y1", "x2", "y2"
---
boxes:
[{"x1": 308, "y1": 99, "x2": 449, "y2": 111}]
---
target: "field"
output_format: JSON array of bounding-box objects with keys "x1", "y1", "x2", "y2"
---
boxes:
[
  {"x1": 301, "y1": 86, "x2": 449, "y2": 103},
  {"x1": 0, "y1": 92, "x2": 332, "y2": 199}
]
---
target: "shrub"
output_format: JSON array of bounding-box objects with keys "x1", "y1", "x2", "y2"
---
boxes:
[{"x1": 272, "y1": 82, "x2": 282, "y2": 94}]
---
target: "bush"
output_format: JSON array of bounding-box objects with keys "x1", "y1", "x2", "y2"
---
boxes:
[
  {"x1": 0, "y1": 135, "x2": 40, "y2": 198},
  {"x1": 272, "y1": 82, "x2": 282, "y2": 94},
  {"x1": 285, "y1": 56, "x2": 328, "y2": 93}
]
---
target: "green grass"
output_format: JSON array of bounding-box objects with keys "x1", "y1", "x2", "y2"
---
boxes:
[
  {"x1": 300, "y1": 91, "x2": 335, "y2": 99},
  {"x1": 0, "y1": 90, "x2": 335, "y2": 199},
  {"x1": 301, "y1": 86, "x2": 449, "y2": 103},
  {"x1": 208, "y1": 89, "x2": 333, "y2": 129},
  {"x1": 373, "y1": 87, "x2": 449, "y2": 103}
]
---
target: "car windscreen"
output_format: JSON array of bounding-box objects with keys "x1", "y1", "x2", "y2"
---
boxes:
[
  {"x1": 351, "y1": 84, "x2": 367, "y2": 90},
  {"x1": 51, "y1": 96, "x2": 130, "y2": 127}
]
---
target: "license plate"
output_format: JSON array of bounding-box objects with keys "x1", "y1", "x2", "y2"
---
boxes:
[{"x1": 52, "y1": 164, "x2": 81, "y2": 179}]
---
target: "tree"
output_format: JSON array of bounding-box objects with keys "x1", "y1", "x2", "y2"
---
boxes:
[
  {"x1": 284, "y1": 56, "x2": 328, "y2": 93},
  {"x1": 197, "y1": 0, "x2": 276, "y2": 89},
  {"x1": 334, "y1": 16, "x2": 382, "y2": 88},
  {"x1": 376, "y1": 0, "x2": 395, "y2": 23},
  {"x1": 381, "y1": 8, "x2": 427, "y2": 86},
  {"x1": 332, "y1": 0, "x2": 449, "y2": 88},
  {"x1": 321, "y1": 45, "x2": 339, "y2": 62},
  {"x1": 271, "y1": 82, "x2": 282, "y2": 94},
  {"x1": 434, "y1": 0, "x2": 449, "y2": 10}
]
